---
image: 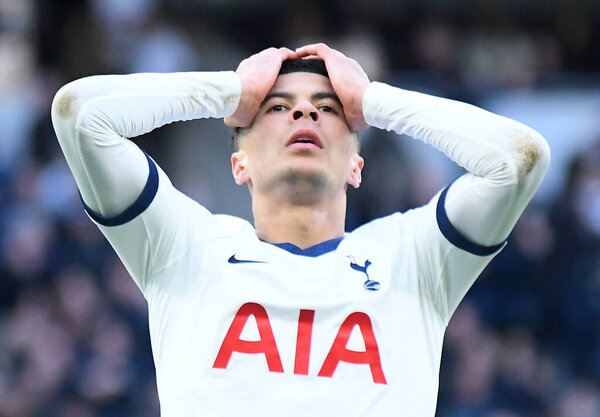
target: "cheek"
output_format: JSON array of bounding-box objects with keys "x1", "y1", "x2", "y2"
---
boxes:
[
  {"x1": 329, "y1": 121, "x2": 354, "y2": 148},
  {"x1": 334, "y1": 134, "x2": 355, "y2": 156},
  {"x1": 330, "y1": 145, "x2": 355, "y2": 174}
]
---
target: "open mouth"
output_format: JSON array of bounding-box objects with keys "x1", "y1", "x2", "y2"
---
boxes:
[{"x1": 286, "y1": 130, "x2": 323, "y2": 149}]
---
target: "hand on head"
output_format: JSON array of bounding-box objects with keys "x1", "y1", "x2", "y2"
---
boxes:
[
  {"x1": 225, "y1": 47, "x2": 298, "y2": 128},
  {"x1": 295, "y1": 43, "x2": 370, "y2": 132},
  {"x1": 226, "y1": 43, "x2": 370, "y2": 132}
]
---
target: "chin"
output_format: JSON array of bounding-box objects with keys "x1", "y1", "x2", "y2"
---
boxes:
[{"x1": 276, "y1": 168, "x2": 330, "y2": 206}]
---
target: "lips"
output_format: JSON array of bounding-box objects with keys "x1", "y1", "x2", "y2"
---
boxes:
[{"x1": 286, "y1": 130, "x2": 323, "y2": 149}]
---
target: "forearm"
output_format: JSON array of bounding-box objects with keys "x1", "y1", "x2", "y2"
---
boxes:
[
  {"x1": 51, "y1": 71, "x2": 241, "y2": 215},
  {"x1": 363, "y1": 82, "x2": 550, "y2": 245}
]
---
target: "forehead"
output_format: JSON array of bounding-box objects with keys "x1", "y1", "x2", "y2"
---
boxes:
[{"x1": 269, "y1": 72, "x2": 334, "y2": 95}]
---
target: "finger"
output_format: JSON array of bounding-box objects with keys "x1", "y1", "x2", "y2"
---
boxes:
[
  {"x1": 297, "y1": 42, "x2": 346, "y2": 56},
  {"x1": 295, "y1": 43, "x2": 332, "y2": 59},
  {"x1": 277, "y1": 47, "x2": 298, "y2": 62},
  {"x1": 260, "y1": 46, "x2": 279, "y2": 57},
  {"x1": 296, "y1": 42, "x2": 330, "y2": 53},
  {"x1": 296, "y1": 50, "x2": 325, "y2": 61},
  {"x1": 297, "y1": 44, "x2": 349, "y2": 64},
  {"x1": 223, "y1": 116, "x2": 234, "y2": 127}
]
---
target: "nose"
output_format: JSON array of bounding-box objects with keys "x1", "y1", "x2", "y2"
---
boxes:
[{"x1": 290, "y1": 101, "x2": 318, "y2": 122}]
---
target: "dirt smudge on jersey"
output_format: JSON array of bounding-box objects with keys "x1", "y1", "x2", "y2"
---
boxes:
[
  {"x1": 510, "y1": 130, "x2": 543, "y2": 176},
  {"x1": 54, "y1": 89, "x2": 77, "y2": 118}
]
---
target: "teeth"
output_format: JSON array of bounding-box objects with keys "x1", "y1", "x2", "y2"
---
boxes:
[{"x1": 295, "y1": 137, "x2": 314, "y2": 143}]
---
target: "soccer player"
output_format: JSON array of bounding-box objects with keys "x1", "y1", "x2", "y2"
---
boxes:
[{"x1": 51, "y1": 44, "x2": 550, "y2": 416}]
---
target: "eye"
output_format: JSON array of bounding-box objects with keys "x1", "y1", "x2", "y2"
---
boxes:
[
  {"x1": 268, "y1": 104, "x2": 287, "y2": 112},
  {"x1": 318, "y1": 105, "x2": 338, "y2": 114}
]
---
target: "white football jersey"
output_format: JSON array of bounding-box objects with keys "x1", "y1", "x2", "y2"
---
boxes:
[
  {"x1": 52, "y1": 71, "x2": 548, "y2": 417},
  {"x1": 85, "y1": 153, "x2": 503, "y2": 417}
]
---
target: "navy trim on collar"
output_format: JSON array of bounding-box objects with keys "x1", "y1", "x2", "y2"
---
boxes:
[
  {"x1": 267, "y1": 237, "x2": 343, "y2": 257},
  {"x1": 82, "y1": 151, "x2": 159, "y2": 227},
  {"x1": 436, "y1": 184, "x2": 506, "y2": 256}
]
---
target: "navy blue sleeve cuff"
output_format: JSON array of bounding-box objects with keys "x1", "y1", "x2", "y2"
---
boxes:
[
  {"x1": 82, "y1": 151, "x2": 159, "y2": 227},
  {"x1": 436, "y1": 185, "x2": 506, "y2": 256}
]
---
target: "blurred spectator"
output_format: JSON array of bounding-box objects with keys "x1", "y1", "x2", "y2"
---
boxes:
[
  {"x1": 547, "y1": 141, "x2": 600, "y2": 379},
  {"x1": 553, "y1": 381, "x2": 600, "y2": 417}
]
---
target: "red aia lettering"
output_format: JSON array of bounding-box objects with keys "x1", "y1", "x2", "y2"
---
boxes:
[
  {"x1": 213, "y1": 304, "x2": 387, "y2": 384},
  {"x1": 294, "y1": 309, "x2": 315, "y2": 375},
  {"x1": 212, "y1": 302, "x2": 283, "y2": 372},
  {"x1": 318, "y1": 312, "x2": 387, "y2": 384}
]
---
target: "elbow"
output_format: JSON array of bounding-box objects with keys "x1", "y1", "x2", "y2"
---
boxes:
[
  {"x1": 52, "y1": 83, "x2": 77, "y2": 119},
  {"x1": 51, "y1": 82, "x2": 82, "y2": 125},
  {"x1": 486, "y1": 125, "x2": 550, "y2": 190},
  {"x1": 51, "y1": 77, "x2": 111, "y2": 144},
  {"x1": 532, "y1": 131, "x2": 551, "y2": 176},
  {"x1": 506, "y1": 125, "x2": 551, "y2": 180},
  {"x1": 51, "y1": 82, "x2": 84, "y2": 150},
  {"x1": 51, "y1": 76, "x2": 100, "y2": 123}
]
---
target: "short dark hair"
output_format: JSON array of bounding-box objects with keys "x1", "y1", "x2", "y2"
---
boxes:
[
  {"x1": 278, "y1": 58, "x2": 329, "y2": 78},
  {"x1": 230, "y1": 58, "x2": 360, "y2": 152}
]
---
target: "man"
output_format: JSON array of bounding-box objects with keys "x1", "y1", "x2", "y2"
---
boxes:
[{"x1": 51, "y1": 44, "x2": 550, "y2": 416}]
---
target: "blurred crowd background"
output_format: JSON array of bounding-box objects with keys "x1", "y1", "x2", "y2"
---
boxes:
[{"x1": 1, "y1": 0, "x2": 600, "y2": 416}]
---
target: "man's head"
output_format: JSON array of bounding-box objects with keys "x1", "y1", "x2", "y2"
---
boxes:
[
  {"x1": 230, "y1": 58, "x2": 363, "y2": 205},
  {"x1": 230, "y1": 59, "x2": 359, "y2": 152}
]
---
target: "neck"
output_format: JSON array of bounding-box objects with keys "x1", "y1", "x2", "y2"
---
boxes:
[{"x1": 252, "y1": 193, "x2": 347, "y2": 249}]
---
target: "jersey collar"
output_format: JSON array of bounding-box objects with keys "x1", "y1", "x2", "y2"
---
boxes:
[{"x1": 263, "y1": 237, "x2": 343, "y2": 257}]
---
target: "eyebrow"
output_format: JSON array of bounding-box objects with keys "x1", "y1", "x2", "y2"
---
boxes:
[
  {"x1": 311, "y1": 92, "x2": 343, "y2": 108},
  {"x1": 260, "y1": 91, "x2": 343, "y2": 108},
  {"x1": 261, "y1": 92, "x2": 295, "y2": 107}
]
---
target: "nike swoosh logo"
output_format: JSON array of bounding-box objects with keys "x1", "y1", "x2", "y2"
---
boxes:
[{"x1": 228, "y1": 255, "x2": 267, "y2": 264}]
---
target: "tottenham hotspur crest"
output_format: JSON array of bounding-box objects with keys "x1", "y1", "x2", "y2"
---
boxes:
[{"x1": 347, "y1": 256, "x2": 381, "y2": 291}]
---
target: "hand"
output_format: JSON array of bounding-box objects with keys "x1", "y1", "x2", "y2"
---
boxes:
[
  {"x1": 225, "y1": 47, "x2": 298, "y2": 128},
  {"x1": 295, "y1": 43, "x2": 370, "y2": 131}
]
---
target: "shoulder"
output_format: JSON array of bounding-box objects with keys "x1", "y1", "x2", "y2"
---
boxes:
[
  {"x1": 213, "y1": 214, "x2": 255, "y2": 235},
  {"x1": 349, "y1": 205, "x2": 431, "y2": 238},
  {"x1": 343, "y1": 205, "x2": 436, "y2": 257},
  {"x1": 350, "y1": 212, "x2": 403, "y2": 235},
  {"x1": 344, "y1": 212, "x2": 408, "y2": 252}
]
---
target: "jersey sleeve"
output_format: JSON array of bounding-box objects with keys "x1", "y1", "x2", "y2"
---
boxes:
[
  {"x1": 403, "y1": 186, "x2": 505, "y2": 324},
  {"x1": 51, "y1": 71, "x2": 242, "y2": 294},
  {"x1": 362, "y1": 81, "x2": 550, "y2": 323},
  {"x1": 88, "y1": 156, "x2": 223, "y2": 294}
]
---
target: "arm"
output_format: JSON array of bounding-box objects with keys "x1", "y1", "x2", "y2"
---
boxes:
[
  {"x1": 364, "y1": 82, "x2": 550, "y2": 320},
  {"x1": 51, "y1": 71, "x2": 242, "y2": 216},
  {"x1": 51, "y1": 48, "x2": 298, "y2": 291},
  {"x1": 51, "y1": 47, "x2": 298, "y2": 217},
  {"x1": 362, "y1": 82, "x2": 550, "y2": 247},
  {"x1": 51, "y1": 71, "x2": 244, "y2": 291}
]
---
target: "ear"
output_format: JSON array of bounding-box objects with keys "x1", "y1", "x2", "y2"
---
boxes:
[
  {"x1": 347, "y1": 154, "x2": 364, "y2": 189},
  {"x1": 231, "y1": 151, "x2": 250, "y2": 185}
]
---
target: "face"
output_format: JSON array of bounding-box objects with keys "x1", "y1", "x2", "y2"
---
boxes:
[{"x1": 231, "y1": 72, "x2": 363, "y2": 204}]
